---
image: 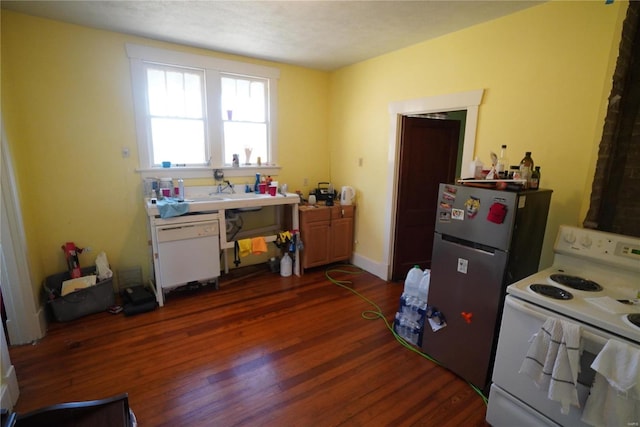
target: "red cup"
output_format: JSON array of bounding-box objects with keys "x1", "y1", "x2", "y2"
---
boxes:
[
  {"x1": 259, "y1": 183, "x2": 267, "y2": 194},
  {"x1": 268, "y1": 185, "x2": 277, "y2": 196}
]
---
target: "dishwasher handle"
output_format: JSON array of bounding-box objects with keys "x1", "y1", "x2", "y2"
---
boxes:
[{"x1": 156, "y1": 220, "x2": 219, "y2": 243}]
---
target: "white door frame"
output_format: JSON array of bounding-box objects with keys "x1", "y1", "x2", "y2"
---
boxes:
[
  {"x1": 382, "y1": 89, "x2": 484, "y2": 280},
  {"x1": 1, "y1": 126, "x2": 47, "y2": 345}
]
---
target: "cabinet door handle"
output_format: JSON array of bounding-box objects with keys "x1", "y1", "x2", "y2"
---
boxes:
[{"x1": 341, "y1": 209, "x2": 344, "y2": 218}]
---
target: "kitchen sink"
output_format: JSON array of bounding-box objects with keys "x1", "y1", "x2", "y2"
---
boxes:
[
  {"x1": 185, "y1": 196, "x2": 226, "y2": 202},
  {"x1": 221, "y1": 192, "x2": 267, "y2": 200},
  {"x1": 147, "y1": 187, "x2": 300, "y2": 217},
  {"x1": 186, "y1": 192, "x2": 268, "y2": 202}
]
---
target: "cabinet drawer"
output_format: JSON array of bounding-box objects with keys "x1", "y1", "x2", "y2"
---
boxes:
[
  {"x1": 331, "y1": 205, "x2": 354, "y2": 219},
  {"x1": 300, "y1": 207, "x2": 331, "y2": 223}
]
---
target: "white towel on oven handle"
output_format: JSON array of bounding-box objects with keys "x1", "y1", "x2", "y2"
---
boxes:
[
  {"x1": 582, "y1": 339, "x2": 640, "y2": 427},
  {"x1": 548, "y1": 320, "x2": 581, "y2": 414},
  {"x1": 592, "y1": 339, "x2": 640, "y2": 392},
  {"x1": 519, "y1": 317, "x2": 563, "y2": 390},
  {"x1": 519, "y1": 317, "x2": 582, "y2": 414}
]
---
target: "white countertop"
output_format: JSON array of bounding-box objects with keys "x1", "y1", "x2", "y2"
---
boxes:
[{"x1": 145, "y1": 191, "x2": 300, "y2": 217}]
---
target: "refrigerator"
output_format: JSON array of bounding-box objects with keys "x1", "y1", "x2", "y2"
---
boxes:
[{"x1": 421, "y1": 183, "x2": 552, "y2": 390}]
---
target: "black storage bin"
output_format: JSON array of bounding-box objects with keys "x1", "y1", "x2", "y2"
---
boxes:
[{"x1": 43, "y1": 266, "x2": 115, "y2": 322}]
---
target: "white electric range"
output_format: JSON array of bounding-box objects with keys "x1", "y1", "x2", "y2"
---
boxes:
[{"x1": 487, "y1": 225, "x2": 640, "y2": 427}]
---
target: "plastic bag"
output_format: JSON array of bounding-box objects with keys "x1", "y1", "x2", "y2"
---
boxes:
[{"x1": 95, "y1": 251, "x2": 113, "y2": 281}]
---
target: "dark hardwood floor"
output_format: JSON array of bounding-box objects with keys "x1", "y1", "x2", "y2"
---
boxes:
[{"x1": 9, "y1": 264, "x2": 489, "y2": 426}]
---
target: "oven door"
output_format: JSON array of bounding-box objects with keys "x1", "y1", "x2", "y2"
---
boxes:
[{"x1": 487, "y1": 295, "x2": 635, "y2": 427}]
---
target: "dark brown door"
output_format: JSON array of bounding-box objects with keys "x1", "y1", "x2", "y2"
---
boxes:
[{"x1": 391, "y1": 116, "x2": 460, "y2": 280}]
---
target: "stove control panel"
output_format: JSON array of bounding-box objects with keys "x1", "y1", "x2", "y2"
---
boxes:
[{"x1": 555, "y1": 225, "x2": 640, "y2": 272}]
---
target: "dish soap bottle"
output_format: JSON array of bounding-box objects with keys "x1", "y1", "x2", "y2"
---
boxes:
[{"x1": 254, "y1": 173, "x2": 261, "y2": 193}]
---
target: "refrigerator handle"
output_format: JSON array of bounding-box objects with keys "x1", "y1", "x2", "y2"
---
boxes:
[{"x1": 441, "y1": 233, "x2": 497, "y2": 255}]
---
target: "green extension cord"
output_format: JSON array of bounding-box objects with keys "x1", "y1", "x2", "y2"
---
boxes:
[{"x1": 324, "y1": 265, "x2": 489, "y2": 405}]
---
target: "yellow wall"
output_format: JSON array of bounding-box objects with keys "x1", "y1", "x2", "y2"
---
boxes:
[
  {"x1": 1, "y1": 0, "x2": 628, "y2": 305},
  {"x1": 329, "y1": 0, "x2": 627, "y2": 269},
  {"x1": 1, "y1": 11, "x2": 330, "y2": 302}
]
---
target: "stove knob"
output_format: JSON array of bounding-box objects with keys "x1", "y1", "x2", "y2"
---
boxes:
[
  {"x1": 579, "y1": 235, "x2": 592, "y2": 248},
  {"x1": 564, "y1": 231, "x2": 576, "y2": 244}
]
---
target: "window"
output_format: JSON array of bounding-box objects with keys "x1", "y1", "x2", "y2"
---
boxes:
[
  {"x1": 147, "y1": 65, "x2": 206, "y2": 166},
  {"x1": 126, "y1": 44, "x2": 279, "y2": 177},
  {"x1": 221, "y1": 75, "x2": 268, "y2": 166}
]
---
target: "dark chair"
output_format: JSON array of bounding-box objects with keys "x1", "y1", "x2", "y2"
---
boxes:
[
  {"x1": 1, "y1": 409, "x2": 17, "y2": 427},
  {"x1": 14, "y1": 393, "x2": 133, "y2": 427}
]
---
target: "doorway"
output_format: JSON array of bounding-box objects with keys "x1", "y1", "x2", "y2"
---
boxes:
[
  {"x1": 381, "y1": 89, "x2": 484, "y2": 281},
  {"x1": 1, "y1": 134, "x2": 46, "y2": 345},
  {"x1": 391, "y1": 114, "x2": 462, "y2": 280}
]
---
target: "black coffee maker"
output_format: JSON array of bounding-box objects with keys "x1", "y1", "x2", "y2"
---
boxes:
[
  {"x1": 309, "y1": 182, "x2": 337, "y2": 205},
  {"x1": 326, "y1": 193, "x2": 334, "y2": 206}
]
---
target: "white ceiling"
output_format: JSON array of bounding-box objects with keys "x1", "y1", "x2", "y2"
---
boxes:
[{"x1": 2, "y1": 1, "x2": 543, "y2": 71}]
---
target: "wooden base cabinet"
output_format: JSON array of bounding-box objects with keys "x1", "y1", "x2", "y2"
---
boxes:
[{"x1": 299, "y1": 205, "x2": 355, "y2": 271}]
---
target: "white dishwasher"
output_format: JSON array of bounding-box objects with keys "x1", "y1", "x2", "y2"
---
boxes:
[{"x1": 156, "y1": 218, "x2": 220, "y2": 292}]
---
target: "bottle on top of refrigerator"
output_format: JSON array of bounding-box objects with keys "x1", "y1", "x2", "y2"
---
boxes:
[
  {"x1": 519, "y1": 152, "x2": 534, "y2": 188},
  {"x1": 520, "y1": 151, "x2": 534, "y2": 170},
  {"x1": 496, "y1": 145, "x2": 508, "y2": 178},
  {"x1": 530, "y1": 166, "x2": 541, "y2": 190},
  {"x1": 469, "y1": 157, "x2": 484, "y2": 179}
]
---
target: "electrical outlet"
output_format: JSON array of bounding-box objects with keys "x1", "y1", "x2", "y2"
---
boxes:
[
  {"x1": 122, "y1": 147, "x2": 130, "y2": 158},
  {"x1": 84, "y1": 246, "x2": 92, "y2": 253},
  {"x1": 303, "y1": 178, "x2": 308, "y2": 186}
]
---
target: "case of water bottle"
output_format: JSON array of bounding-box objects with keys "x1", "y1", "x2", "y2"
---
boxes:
[
  {"x1": 393, "y1": 266, "x2": 430, "y2": 346},
  {"x1": 394, "y1": 294, "x2": 427, "y2": 345}
]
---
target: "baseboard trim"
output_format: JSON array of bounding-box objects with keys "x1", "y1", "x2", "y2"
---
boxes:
[
  {"x1": 37, "y1": 305, "x2": 48, "y2": 339},
  {"x1": 351, "y1": 252, "x2": 389, "y2": 281},
  {"x1": 1, "y1": 365, "x2": 19, "y2": 411}
]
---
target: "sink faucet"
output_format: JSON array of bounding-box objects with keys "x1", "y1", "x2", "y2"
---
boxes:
[{"x1": 214, "y1": 180, "x2": 235, "y2": 194}]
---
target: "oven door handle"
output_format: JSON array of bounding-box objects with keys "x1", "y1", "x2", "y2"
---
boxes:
[{"x1": 505, "y1": 296, "x2": 610, "y2": 350}]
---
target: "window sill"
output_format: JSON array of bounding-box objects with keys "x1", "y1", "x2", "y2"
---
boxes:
[{"x1": 136, "y1": 165, "x2": 282, "y2": 180}]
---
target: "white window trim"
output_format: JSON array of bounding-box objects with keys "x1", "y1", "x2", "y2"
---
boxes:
[{"x1": 126, "y1": 43, "x2": 280, "y2": 179}]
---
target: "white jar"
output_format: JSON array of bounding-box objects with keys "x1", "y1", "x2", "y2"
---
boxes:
[{"x1": 280, "y1": 253, "x2": 292, "y2": 277}]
